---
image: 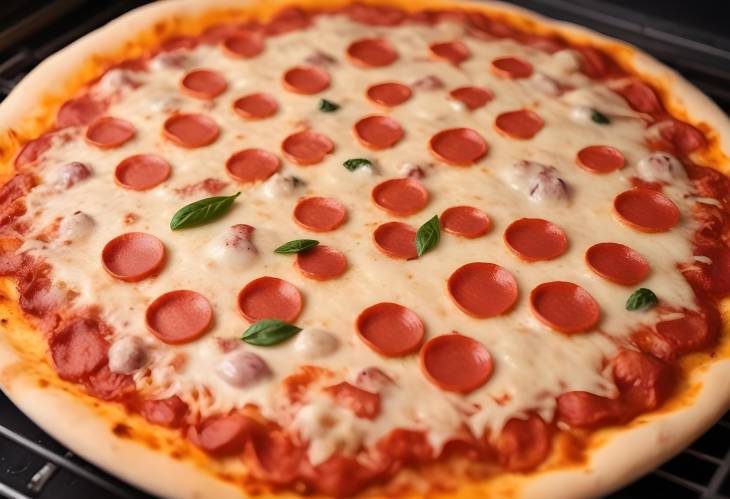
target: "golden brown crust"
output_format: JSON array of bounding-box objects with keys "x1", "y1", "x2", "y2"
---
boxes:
[{"x1": 1, "y1": 1, "x2": 730, "y2": 498}]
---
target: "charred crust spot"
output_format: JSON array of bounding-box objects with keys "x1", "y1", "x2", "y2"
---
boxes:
[
  {"x1": 37, "y1": 379, "x2": 49, "y2": 388},
  {"x1": 112, "y1": 423, "x2": 131, "y2": 438}
]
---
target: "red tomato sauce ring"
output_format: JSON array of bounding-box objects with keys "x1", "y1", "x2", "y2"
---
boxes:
[
  {"x1": 613, "y1": 188, "x2": 680, "y2": 232},
  {"x1": 371, "y1": 178, "x2": 429, "y2": 217},
  {"x1": 429, "y1": 128, "x2": 488, "y2": 166},
  {"x1": 372, "y1": 222, "x2": 417, "y2": 260},
  {"x1": 237, "y1": 277, "x2": 303, "y2": 323},
  {"x1": 347, "y1": 38, "x2": 398, "y2": 67},
  {"x1": 163, "y1": 113, "x2": 220, "y2": 148},
  {"x1": 529, "y1": 281, "x2": 600, "y2": 333},
  {"x1": 281, "y1": 130, "x2": 334, "y2": 165},
  {"x1": 146, "y1": 290, "x2": 213, "y2": 344},
  {"x1": 420, "y1": 333, "x2": 493, "y2": 393},
  {"x1": 447, "y1": 262, "x2": 518, "y2": 318},
  {"x1": 440, "y1": 206, "x2": 491, "y2": 238},
  {"x1": 353, "y1": 115, "x2": 404, "y2": 150},
  {"x1": 85, "y1": 116, "x2": 135, "y2": 149},
  {"x1": 293, "y1": 196, "x2": 347, "y2": 232},
  {"x1": 585, "y1": 242, "x2": 650, "y2": 285},
  {"x1": 225, "y1": 148, "x2": 280, "y2": 183},
  {"x1": 356, "y1": 302, "x2": 424, "y2": 356},
  {"x1": 180, "y1": 69, "x2": 228, "y2": 99},
  {"x1": 114, "y1": 154, "x2": 171, "y2": 191},
  {"x1": 295, "y1": 245, "x2": 348, "y2": 281},
  {"x1": 233, "y1": 92, "x2": 278, "y2": 120},
  {"x1": 576, "y1": 145, "x2": 625, "y2": 174},
  {"x1": 504, "y1": 218, "x2": 568, "y2": 262},
  {"x1": 101, "y1": 232, "x2": 166, "y2": 282}
]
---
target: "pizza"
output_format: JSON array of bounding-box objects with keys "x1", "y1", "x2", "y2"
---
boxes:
[{"x1": 1, "y1": 0, "x2": 729, "y2": 497}]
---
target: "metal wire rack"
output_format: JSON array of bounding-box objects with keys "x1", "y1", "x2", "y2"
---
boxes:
[{"x1": 1, "y1": 1, "x2": 729, "y2": 497}]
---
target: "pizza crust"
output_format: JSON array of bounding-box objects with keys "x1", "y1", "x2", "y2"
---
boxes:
[{"x1": 0, "y1": 1, "x2": 729, "y2": 498}]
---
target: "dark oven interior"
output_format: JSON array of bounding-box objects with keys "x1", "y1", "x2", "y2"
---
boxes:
[{"x1": 1, "y1": 1, "x2": 730, "y2": 498}]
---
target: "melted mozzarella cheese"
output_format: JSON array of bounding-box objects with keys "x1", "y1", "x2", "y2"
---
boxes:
[{"x1": 19, "y1": 15, "x2": 702, "y2": 465}]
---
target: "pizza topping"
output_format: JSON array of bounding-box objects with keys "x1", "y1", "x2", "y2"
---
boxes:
[
  {"x1": 372, "y1": 221, "x2": 417, "y2": 259},
  {"x1": 14, "y1": 135, "x2": 52, "y2": 167},
  {"x1": 293, "y1": 196, "x2": 347, "y2": 232},
  {"x1": 415, "y1": 215, "x2": 440, "y2": 257},
  {"x1": 625, "y1": 288, "x2": 658, "y2": 311},
  {"x1": 324, "y1": 382, "x2": 381, "y2": 419},
  {"x1": 496, "y1": 414, "x2": 551, "y2": 472},
  {"x1": 556, "y1": 391, "x2": 621, "y2": 428},
  {"x1": 58, "y1": 211, "x2": 94, "y2": 241},
  {"x1": 613, "y1": 188, "x2": 680, "y2": 232},
  {"x1": 217, "y1": 349, "x2": 272, "y2": 387},
  {"x1": 617, "y1": 81, "x2": 662, "y2": 114},
  {"x1": 448, "y1": 87, "x2": 493, "y2": 110},
  {"x1": 343, "y1": 158, "x2": 373, "y2": 172},
  {"x1": 221, "y1": 32, "x2": 265, "y2": 58},
  {"x1": 371, "y1": 178, "x2": 429, "y2": 216},
  {"x1": 282, "y1": 66, "x2": 331, "y2": 94},
  {"x1": 366, "y1": 82, "x2": 412, "y2": 107},
  {"x1": 295, "y1": 245, "x2": 348, "y2": 280},
  {"x1": 241, "y1": 319, "x2": 301, "y2": 346},
  {"x1": 585, "y1": 242, "x2": 650, "y2": 285},
  {"x1": 429, "y1": 41, "x2": 470, "y2": 65},
  {"x1": 576, "y1": 145, "x2": 625, "y2": 174},
  {"x1": 281, "y1": 130, "x2": 335, "y2": 165},
  {"x1": 428, "y1": 128, "x2": 488, "y2": 166},
  {"x1": 206, "y1": 224, "x2": 258, "y2": 267},
  {"x1": 237, "y1": 277, "x2": 303, "y2": 323},
  {"x1": 114, "y1": 154, "x2": 171, "y2": 191},
  {"x1": 140, "y1": 396, "x2": 188, "y2": 428},
  {"x1": 490, "y1": 56, "x2": 533, "y2": 79},
  {"x1": 189, "y1": 414, "x2": 256, "y2": 456},
  {"x1": 355, "y1": 367, "x2": 393, "y2": 392},
  {"x1": 659, "y1": 119, "x2": 707, "y2": 155},
  {"x1": 399, "y1": 162, "x2": 426, "y2": 179},
  {"x1": 420, "y1": 333, "x2": 492, "y2": 393},
  {"x1": 440, "y1": 206, "x2": 491, "y2": 238},
  {"x1": 107, "y1": 336, "x2": 148, "y2": 374},
  {"x1": 356, "y1": 302, "x2": 424, "y2": 356},
  {"x1": 353, "y1": 115, "x2": 404, "y2": 150},
  {"x1": 447, "y1": 262, "x2": 518, "y2": 318},
  {"x1": 529, "y1": 281, "x2": 600, "y2": 333},
  {"x1": 275, "y1": 239, "x2": 319, "y2": 254},
  {"x1": 84, "y1": 116, "x2": 135, "y2": 149},
  {"x1": 346, "y1": 38, "x2": 398, "y2": 67},
  {"x1": 504, "y1": 218, "x2": 568, "y2": 261},
  {"x1": 56, "y1": 94, "x2": 105, "y2": 128},
  {"x1": 162, "y1": 113, "x2": 220, "y2": 148},
  {"x1": 507, "y1": 160, "x2": 569, "y2": 203},
  {"x1": 180, "y1": 69, "x2": 228, "y2": 99},
  {"x1": 101, "y1": 232, "x2": 165, "y2": 282},
  {"x1": 293, "y1": 328, "x2": 339, "y2": 358},
  {"x1": 54, "y1": 161, "x2": 91, "y2": 189},
  {"x1": 494, "y1": 109, "x2": 544, "y2": 139},
  {"x1": 145, "y1": 290, "x2": 214, "y2": 344},
  {"x1": 170, "y1": 192, "x2": 241, "y2": 230},
  {"x1": 49, "y1": 319, "x2": 108, "y2": 381},
  {"x1": 318, "y1": 98, "x2": 340, "y2": 112},
  {"x1": 305, "y1": 50, "x2": 338, "y2": 67},
  {"x1": 411, "y1": 75, "x2": 445, "y2": 91},
  {"x1": 233, "y1": 92, "x2": 278, "y2": 120},
  {"x1": 636, "y1": 152, "x2": 685, "y2": 183},
  {"x1": 225, "y1": 148, "x2": 280, "y2": 183}
]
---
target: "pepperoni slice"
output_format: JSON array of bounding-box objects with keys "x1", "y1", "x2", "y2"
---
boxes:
[
  {"x1": 449, "y1": 87, "x2": 493, "y2": 110},
  {"x1": 491, "y1": 56, "x2": 533, "y2": 79},
  {"x1": 576, "y1": 145, "x2": 625, "y2": 174},
  {"x1": 282, "y1": 66, "x2": 330, "y2": 94},
  {"x1": 495, "y1": 110, "x2": 544, "y2": 140},
  {"x1": 373, "y1": 222, "x2": 417, "y2": 260},
  {"x1": 222, "y1": 32, "x2": 264, "y2": 58},
  {"x1": 56, "y1": 94, "x2": 105, "y2": 128},
  {"x1": 145, "y1": 290, "x2": 213, "y2": 344},
  {"x1": 660, "y1": 120, "x2": 707, "y2": 155},
  {"x1": 356, "y1": 302, "x2": 424, "y2": 356},
  {"x1": 281, "y1": 130, "x2": 334, "y2": 165},
  {"x1": 420, "y1": 334, "x2": 492, "y2": 393},
  {"x1": 366, "y1": 82, "x2": 412, "y2": 107},
  {"x1": 440, "y1": 206, "x2": 491, "y2": 238},
  {"x1": 101, "y1": 232, "x2": 165, "y2": 282},
  {"x1": 353, "y1": 115, "x2": 404, "y2": 150},
  {"x1": 585, "y1": 242, "x2": 649, "y2": 286},
  {"x1": 163, "y1": 113, "x2": 219, "y2": 148},
  {"x1": 85, "y1": 117, "x2": 135, "y2": 149},
  {"x1": 617, "y1": 81, "x2": 662, "y2": 115},
  {"x1": 347, "y1": 38, "x2": 398, "y2": 67},
  {"x1": 447, "y1": 262, "x2": 518, "y2": 318},
  {"x1": 49, "y1": 319, "x2": 108, "y2": 381},
  {"x1": 295, "y1": 245, "x2": 347, "y2": 281},
  {"x1": 238, "y1": 277, "x2": 302, "y2": 323},
  {"x1": 180, "y1": 69, "x2": 228, "y2": 100},
  {"x1": 233, "y1": 93, "x2": 278, "y2": 120},
  {"x1": 114, "y1": 154, "x2": 171, "y2": 191},
  {"x1": 293, "y1": 196, "x2": 347, "y2": 232},
  {"x1": 371, "y1": 178, "x2": 429, "y2": 216},
  {"x1": 429, "y1": 128, "x2": 488, "y2": 166},
  {"x1": 613, "y1": 188, "x2": 680, "y2": 232},
  {"x1": 529, "y1": 281, "x2": 600, "y2": 333},
  {"x1": 504, "y1": 218, "x2": 568, "y2": 261},
  {"x1": 429, "y1": 41, "x2": 470, "y2": 65},
  {"x1": 225, "y1": 148, "x2": 280, "y2": 183},
  {"x1": 14, "y1": 135, "x2": 52, "y2": 167},
  {"x1": 190, "y1": 414, "x2": 256, "y2": 456}
]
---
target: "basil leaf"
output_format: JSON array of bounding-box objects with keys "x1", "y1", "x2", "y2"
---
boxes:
[
  {"x1": 591, "y1": 109, "x2": 611, "y2": 125},
  {"x1": 626, "y1": 288, "x2": 658, "y2": 311},
  {"x1": 241, "y1": 319, "x2": 302, "y2": 346},
  {"x1": 416, "y1": 215, "x2": 440, "y2": 257},
  {"x1": 274, "y1": 239, "x2": 319, "y2": 254},
  {"x1": 318, "y1": 99, "x2": 340, "y2": 112},
  {"x1": 170, "y1": 192, "x2": 240, "y2": 230},
  {"x1": 343, "y1": 158, "x2": 372, "y2": 172}
]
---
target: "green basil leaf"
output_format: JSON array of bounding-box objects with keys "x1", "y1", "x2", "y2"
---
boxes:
[
  {"x1": 626, "y1": 288, "x2": 658, "y2": 311},
  {"x1": 416, "y1": 215, "x2": 440, "y2": 257},
  {"x1": 170, "y1": 192, "x2": 241, "y2": 230},
  {"x1": 274, "y1": 239, "x2": 319, "y2": 254},
  {"x1": 343, "y1": 158, "x2": 372, "y2": 172},
  {"x1": 241, "y1": 319, "x2": 302, "y2": 346},
  {"x1": 318, "y1": 99, "x2": 340, "y2": 112},
  {"x1": 591, "y1": 109, "x2": 611, "y2": 125}
]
